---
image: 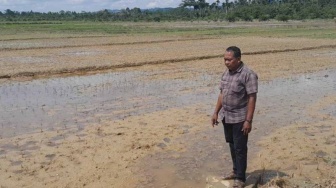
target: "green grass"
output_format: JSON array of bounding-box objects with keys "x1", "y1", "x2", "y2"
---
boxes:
[{"x1": 0, "y1": 20, "x2": 335, "y2": 39}]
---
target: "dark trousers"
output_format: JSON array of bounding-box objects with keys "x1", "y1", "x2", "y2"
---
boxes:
[{"x1": 223, "y1": 119, "x2": 248, "y2": 182}]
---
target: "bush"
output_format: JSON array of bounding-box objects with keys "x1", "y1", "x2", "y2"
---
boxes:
[
  {"x1": 153, "y1": 17, "x2": 160, "y2": 22},
  {"x1": 276, "y1": 15, "x2": 289, "y2": 22},
  {"x1": 241, "y1": 15, "x2": 253, "y2": 22},
  {"x1": 226, "y1": 14, "x2": 236, "y2": 22},
  {"x1": 259, "y1": 14, "x2": 270, "y2": 21}
]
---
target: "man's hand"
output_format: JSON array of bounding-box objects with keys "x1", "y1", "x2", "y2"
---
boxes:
[
  {"x1": 211, "y1": 114, "x2": 219, "y2": 127},
  {"x1": 241, "y1": 121, "x2": 252, "y2": 135}
]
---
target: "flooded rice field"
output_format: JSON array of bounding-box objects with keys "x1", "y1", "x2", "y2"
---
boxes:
[
  {"x1": 0, "y1": 65, "x2": 335, "y2": 187},
  {"x1": 1, "y1": 65, "x2": 335, "y2": 139},
  {"x1": 1, "y1": 21, "x2": 336, "y2": 187},
  {"x1": 0, "y1": 66, "x2": 217, "y2": 138}
]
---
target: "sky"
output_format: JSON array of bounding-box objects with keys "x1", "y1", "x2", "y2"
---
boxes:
[{"x1": 0, "y1": 0, "x2": 219, "y2": 13}]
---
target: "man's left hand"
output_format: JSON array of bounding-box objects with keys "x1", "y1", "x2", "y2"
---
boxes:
[{"x1": 241, "y1": 121, "x2": 252, "y2": 135}]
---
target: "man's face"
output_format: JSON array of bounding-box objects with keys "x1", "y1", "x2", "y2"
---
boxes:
[{"x1": 224, "y1": 51, "x2": 240, "y2": 71}]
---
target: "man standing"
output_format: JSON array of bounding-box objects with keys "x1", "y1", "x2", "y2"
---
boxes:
[{"x1": 211, "y1": 46, "x2": 258, "y2": 188}]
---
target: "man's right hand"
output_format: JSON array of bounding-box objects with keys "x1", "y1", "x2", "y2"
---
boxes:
[{"x1": 211, "y1": 114, "x2": 219, "y2": 127}]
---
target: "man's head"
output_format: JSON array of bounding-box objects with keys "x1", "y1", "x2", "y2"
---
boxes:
[{"x1": 224, "y1": 46, "x2": 242, "y2": 71}]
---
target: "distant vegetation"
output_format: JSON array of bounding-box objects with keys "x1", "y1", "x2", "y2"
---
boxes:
[{"x1": 1, "y1": 0, "x2": 336, "y2": 22}]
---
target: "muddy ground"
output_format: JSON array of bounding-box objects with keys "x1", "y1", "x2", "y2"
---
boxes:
[{"x1": 0, "y1": 22, "x2": 335, "y2": 188}]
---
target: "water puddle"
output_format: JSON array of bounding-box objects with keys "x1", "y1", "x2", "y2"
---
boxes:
[
  {"x1": 45, "y1": 154, "x2": 56, "y2": 160},
  {"x1": 10, "y1": 160, "x2": 23, "y2": 166}
]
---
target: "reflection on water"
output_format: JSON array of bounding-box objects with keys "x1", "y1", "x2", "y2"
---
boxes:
[
  {"x1": 0, "y1": 69, "x2": 214, "y2": 137},
  {"x1": 0, "y1": 68, "x2": 335, "y2": 139}
]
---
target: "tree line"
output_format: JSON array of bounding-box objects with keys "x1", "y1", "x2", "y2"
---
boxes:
[{"x1": 1, "y1": 0, "x2": 336, "y2": 22}]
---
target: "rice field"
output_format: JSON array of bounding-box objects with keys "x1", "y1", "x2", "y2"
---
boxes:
[{"x1": 0, "y1": 20, "x2": 335, "y2": 188}]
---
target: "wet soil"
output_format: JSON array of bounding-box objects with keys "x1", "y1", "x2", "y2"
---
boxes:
[
  {"x1": 0, "y1": 66, "x2": 335, "y2": 187},
  {"x1": 1, "y1": 21, "x2": 336, "y2": 187},
  {"x1": 136, "y1": 69, "x2": 336, "y2": 187},
  {"x1": 0, "y1": 68, "x2": 212, "y2": 137}
]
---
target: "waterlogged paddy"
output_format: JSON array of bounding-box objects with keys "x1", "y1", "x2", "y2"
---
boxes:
[
  {"x1": 0, "y1": 65, "x2": 335, "y2": 187},
  {"x1": 0, "y1": 69, "x2": 213, "y2": 137},
  {"x1": 0, "y1": 68, "x2": 335, "y2": 139},
  {"x1": 138, "y1": 69, "x2": 336, "y2": 188}
]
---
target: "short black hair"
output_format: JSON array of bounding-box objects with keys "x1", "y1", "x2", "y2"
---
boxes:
[{"x1": 226, "y1": 46, "x2": 241, "y2": 58}]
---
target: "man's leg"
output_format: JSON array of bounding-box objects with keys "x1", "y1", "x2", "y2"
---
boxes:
[
  {"x1": 223, "y1": 119, "x2": 237, "y2": 175},
  {"x1": 232, "y1": 121, "x2": 248, "y2": 182},
  {"x1": 229, "y1": 142, "x2": 237, "y2": 174}
]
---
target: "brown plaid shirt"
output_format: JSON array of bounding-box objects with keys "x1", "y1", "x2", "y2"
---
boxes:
[{"x1": 219, "y1": 62, "x2": 258, "y2": 123}]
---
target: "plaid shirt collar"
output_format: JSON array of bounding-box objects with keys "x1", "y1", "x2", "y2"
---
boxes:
[{"x1": 229, "y1": 62, "x2": 244, "y2": 74}]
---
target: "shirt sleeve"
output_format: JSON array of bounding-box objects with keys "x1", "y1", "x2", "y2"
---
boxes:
[
  {"x1": 245, "y1": 72, "x2": 258, "y2": 95},
  {"x1": 219, "y1": 72, "x2": 225, "y2": 91}
]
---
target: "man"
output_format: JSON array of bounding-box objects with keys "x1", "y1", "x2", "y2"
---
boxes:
[{"x1": 211, "y1": 46, "x2": 258, "y2": 188}]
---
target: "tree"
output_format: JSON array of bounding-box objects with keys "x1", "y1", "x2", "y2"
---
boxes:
[
  {"x1": 222, "y1": 0, "x2": 230, "y2": 14},
  {"x1": 180, "y1": 0, "x2": 197, "y2": 8},
  {"x1": 131, "y1": 7, "x2": 142, "y2": 14},
  {"x1": 0, "y1": 0, "x2": 335, "y2": 22},
  {"x1": 5, "y1": 9, "x2": 15, "y2": 16},
  {"x1": 210, "y1": 2, "x2": 217, "y2": 10},
  {"x1": 238, "y1": 0, "x2": 248, "y2": 6},
  {"x1": 180, "y1": 0, "x2": 209, "y2": 10},
  {"x1": 198, "y1": 0, "x2": 210, "y2": 9}
]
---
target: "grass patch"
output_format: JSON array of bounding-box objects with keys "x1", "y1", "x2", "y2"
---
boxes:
[{"x1": 0, "y1": 20, "x2": 335, "y2": 39}]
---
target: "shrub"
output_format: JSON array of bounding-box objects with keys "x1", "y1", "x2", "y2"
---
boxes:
[
  {"x1": 276, "y1": 15, "x2": 289, "y2": 22},
  {"x1": 259, "y1": 14, "x2": 270, "y2": 21},
  {"x1": 153, "y1": 17, "x2": 160, "y2": 22},
  {"x1": 226, "y1": 14, "x2": 236, "y2": 22},
  {"x1": 241, "y1": 15, "x2": 253, "y2": 22}
]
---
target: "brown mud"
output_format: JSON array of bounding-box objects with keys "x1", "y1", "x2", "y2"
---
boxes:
[
  {"x1": 1, "y1": 44, "x2": 336, "y2": 80},
  {"x1": 0, "y1": 26, "x2": 335, "y2": 187},
  {"x1": 1, "y1": 36, "x2": 336, "y2": 79}
]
